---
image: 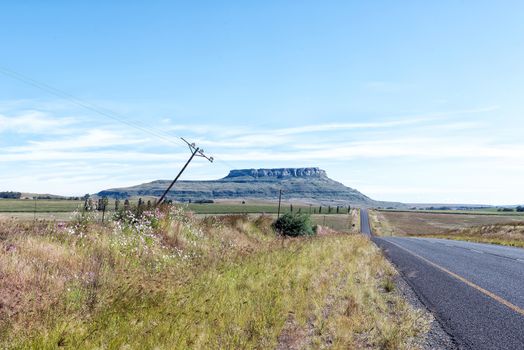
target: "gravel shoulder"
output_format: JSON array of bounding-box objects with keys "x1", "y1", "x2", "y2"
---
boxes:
[{"x1": 393, "y1": 271, "x2": 460, "y2": 349}]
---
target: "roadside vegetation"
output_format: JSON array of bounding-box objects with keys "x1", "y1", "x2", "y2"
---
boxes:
[
  {"x1": 370, "y1": 210, "x2": 524, "y2": 248},
  {"x1": 0, "y1": 199, "x2": 359, "y2": 233},
  {"x1": 427, "y1": 223, "x2": 524, "y2": 248},
  {"x1": 0, "y1": 198, "x2": 353, "y2": 215},
  {"x1": 273, "y1": 212, "x2": 316, "y2": 236},
  {"x1": 0, "y1": 206, "x2": 428, "y2": 349}
]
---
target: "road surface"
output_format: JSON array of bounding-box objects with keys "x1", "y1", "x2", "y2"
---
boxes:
[
  {"x1": 360, "y1": 209, "x2": 524, "y2": 349},
  {"x1": 360, "y1": 208, "x2": 372, "y2": 235}
]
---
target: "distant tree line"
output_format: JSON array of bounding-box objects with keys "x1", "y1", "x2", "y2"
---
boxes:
[
  {"x1": 0, "y1": 192, "x2": 85, "y2": 200},
  {"x1": 38, "y1": 196, "x2": 83, "y2": 200},
  {"x1": 0, "y1": 191, "x2": 22, "y2": 199},
  {"x1": 497, "y1": 206, "x2": 524, "y2": 212},
  {"x1": 192, "y1": 199, "x2": 214, "y2": 204}
]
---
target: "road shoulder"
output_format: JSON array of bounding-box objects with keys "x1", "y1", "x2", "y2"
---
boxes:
[{"x1": 392, "y1": 261, "x2": 459, "y2": 349}]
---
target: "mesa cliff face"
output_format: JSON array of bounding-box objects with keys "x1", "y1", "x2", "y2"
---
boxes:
[
  {"x1": 97, "y1": 168, "x2": 404, "y2": 208},
  {"x1": 225, "y1": 168, "x2": 327, "y2": 179}
]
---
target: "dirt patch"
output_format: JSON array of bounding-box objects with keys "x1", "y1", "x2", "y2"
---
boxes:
[{"x1": 276, "y1": 312, "x2": 309, "y2": 350}]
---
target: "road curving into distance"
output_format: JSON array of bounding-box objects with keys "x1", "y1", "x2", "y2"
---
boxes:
[{"x1": 360, "y1": 209, "x2": 524, "y2": 349}]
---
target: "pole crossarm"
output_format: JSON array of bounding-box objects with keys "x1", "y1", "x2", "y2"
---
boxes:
[{"x1": 181, "y1": 137, "x2": 214, "y2": 163}]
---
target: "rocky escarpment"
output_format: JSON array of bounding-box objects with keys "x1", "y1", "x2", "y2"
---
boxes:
[
  {"x1": 225, "y1": 168, "x2": 327, "y2": 180},
  {"x1": 97, "y1": 167, "x2": 405, "y2": 208}
]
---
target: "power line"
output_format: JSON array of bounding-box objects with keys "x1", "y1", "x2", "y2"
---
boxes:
[
  {"x1": 0, "y1": 66, "x2": 187, "y2": 148},
  {"x1": 0, "y1": 66, "x2": 245, "y2": 171}
]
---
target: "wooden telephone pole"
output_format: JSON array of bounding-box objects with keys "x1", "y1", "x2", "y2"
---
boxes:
[{"x1": 277, "y1": 189, "x2": 282, "y2": 218}]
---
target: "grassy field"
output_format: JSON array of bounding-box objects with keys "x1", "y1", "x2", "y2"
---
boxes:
[
  {"x1": 0, "y1": 199, "x2": 349, "y2": 214},
  {"x1": 0, "y1": 199, "x2": 357, "y2": 232},
  {"x1": 0, "y1": 199, "x2": 83, "y2": 212},
  {"x1": 311, "y1": 210, "x2": 360, "y2": 233},
  {"x1": 381, "y1": 208, "x2": 524, "y2": 216},
  {"x1": 0, "y1": 208, "x2": 428, "y2": 349},
  {"x1": 243, "y1": 211, "x2": 359, "y2": 233},
  {"x1": 370, "y1": 210, "x2": 524, "y2": 247}
]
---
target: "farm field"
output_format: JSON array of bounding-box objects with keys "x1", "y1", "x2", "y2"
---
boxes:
[
  {"x1": 381, "y1": 208, "x2": 524, "y2": 216},
  {"x1": 370, "y1": 210, "x2": 524, "y2": 247},
  {"x1": 187, "y1": 202, "x2": 314, "y2": 214},
  {"x1": 248, "y1": 211, "x2": 359, "y2": 233},
  {"x1": 0, "y1": 199, "x2": 357, "y2": 232},
  {"x1": 311, "y1": 212, "x2": 358, "y2": 232},
  {"x1": 0, "y1": 199, "x2": 83, "y2": 212},
  {"x1": 0, "y1": 212, "x2": 76, "y2": 221},
  {"x1": 0, "y1": 209, "x2": 428, "y2": 349},
  {"x1": 0, "y1": 199, "x2": 349, "y2": 215}
]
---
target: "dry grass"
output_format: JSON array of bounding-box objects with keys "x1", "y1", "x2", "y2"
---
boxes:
[
  {"x1": 369, "y1": 210, "x2": 397, "y2": 237},
  {"x1": 311, "y1": 209, "x2": 360, "y2": 233},
  {"x1": 1, "y1": 208, "x2": 428, "y2": 349},
  {"x1": 370, "y1": 210, "x2": 524, "y2": 247},
  {"x1": 428, "y1": 223, "x2": 524, "y2": 248}
]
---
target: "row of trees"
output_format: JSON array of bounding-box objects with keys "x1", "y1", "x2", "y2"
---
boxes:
[
  {"x1": 83, "y1": 196, "x2": 156, "y2": 212},
  {"x1": 288, "y1": 204, "x2": 351, "y2": 214},
  {"x1": 498, "y1": 206, "x2": 524, "y2": 212},
  {"x1": 0, "y1": 191, "x2": 22, "y2": 199}
]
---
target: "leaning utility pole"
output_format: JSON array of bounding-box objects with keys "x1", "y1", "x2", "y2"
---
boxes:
[{"x1": 157, "y1": 138, "x2": 213, "y2": 205}]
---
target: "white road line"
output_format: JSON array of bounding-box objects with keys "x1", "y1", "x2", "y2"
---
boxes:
[{"x1": 470, "y1": 249, "x2": 484, "y2": 254}]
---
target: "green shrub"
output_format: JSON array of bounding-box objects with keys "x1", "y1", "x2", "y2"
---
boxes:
[{"x1": 272, "y1": 213, "x2": 316, "y2": 237}]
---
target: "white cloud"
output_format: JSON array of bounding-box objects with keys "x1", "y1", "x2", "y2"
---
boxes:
[
  {"x1": 272, "y1": 118, "x2": 430, "y2": 136},
  {"x1": 8, "y1": 129, "x2": 147, "y2": 152},
  {"x1": 211, "y1": 137, "x2": 524, "y2": 162},
  {"x1": 0, "y1": 110, "x2": 76, "y2": 134},
  {"x1": 0, "y1": 150, "x2": 191, "y2": 162}
]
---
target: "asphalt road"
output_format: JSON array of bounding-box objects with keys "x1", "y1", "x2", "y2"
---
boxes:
[
  {"x1": 360, "y1": 208, "x2": 372, "y2": 236},
  {"x1": 360, "y1": 209, "x2": 524, "y2": 349}
]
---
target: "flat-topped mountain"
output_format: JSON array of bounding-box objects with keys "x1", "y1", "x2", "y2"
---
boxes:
[{"x1": 97, "y1": 167, "x2": 404, "y2": 207}]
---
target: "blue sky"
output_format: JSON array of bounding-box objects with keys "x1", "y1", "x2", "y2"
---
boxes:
[{"x1": 1, "y1": 1, "x2": 524, "y2": 204}]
